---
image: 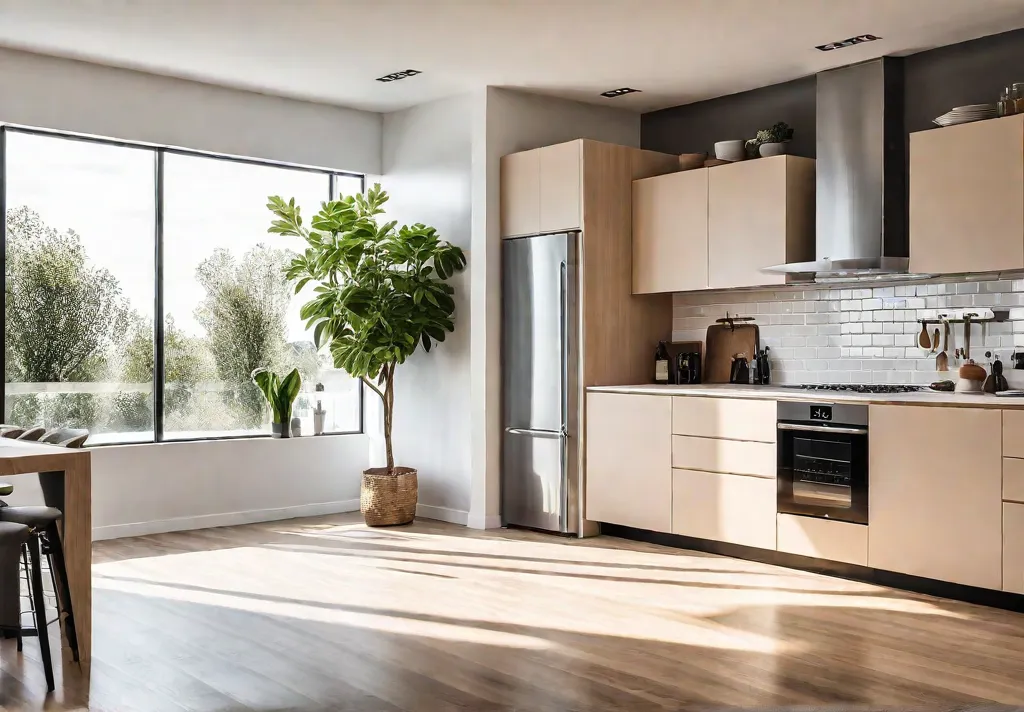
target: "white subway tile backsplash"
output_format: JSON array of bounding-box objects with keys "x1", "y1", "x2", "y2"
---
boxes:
[{"x1": 670, "y1": 278, "x2": 1024, "y2": 385}]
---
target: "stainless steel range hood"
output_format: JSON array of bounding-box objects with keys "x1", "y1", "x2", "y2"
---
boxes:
[{"x1": 766, "y1": 58, "x2": 918, "y2": 280}]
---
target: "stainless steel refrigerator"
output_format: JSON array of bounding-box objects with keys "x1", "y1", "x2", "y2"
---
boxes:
[{"x1": 502, "y1": 231, "x2": 581, "y2": 534}]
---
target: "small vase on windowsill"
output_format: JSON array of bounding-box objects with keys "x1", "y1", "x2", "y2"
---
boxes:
[{"x1": 271, "y1": 422, "x2": 290, "y2": 439}]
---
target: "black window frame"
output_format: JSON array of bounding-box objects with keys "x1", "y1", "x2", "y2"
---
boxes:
[{"x1": 0, "y1": 124, "x2": 365, "y2": 445}]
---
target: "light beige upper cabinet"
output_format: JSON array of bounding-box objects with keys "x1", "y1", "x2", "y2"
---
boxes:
[
  {"x1": 500, "y1": 148, "x2": 541, "y2": 238},
  {"x1": 632, "y1": 169, "x2": 709, "y2": 293},
  {"x1": 500, "y1": 141, "x2": 581, "y2": 238},
  {"x1": 539, "y1": 141, "x2": 582, "y2": 234},
  {"x1": 868, "y1": 405, "x2": 1003, "y2": 590},
  {"x1": 707, "y1": 155, "x2": 815, "y2": 290},
  {"x1": 909, "y1": 114, "x2": 1024, "y2": 275},
  {"x1": 586, "y1": 392, "x2": 672, "y2": 532}
]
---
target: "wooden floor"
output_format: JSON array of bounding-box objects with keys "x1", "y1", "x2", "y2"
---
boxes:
[{"x1": 2, "y1": 514, "x2": 1024, "y2": 711}]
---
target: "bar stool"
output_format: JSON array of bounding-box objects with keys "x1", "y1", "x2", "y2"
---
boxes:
[{"x1": 0, "y1": 427, "x2": 87, "y2": 691}]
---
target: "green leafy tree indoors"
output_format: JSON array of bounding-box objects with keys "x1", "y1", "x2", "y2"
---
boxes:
[
  {"x1": 267, "y1": 184, "x2": 466, "y2": 472},
  {"x1": 194, "y1": 245, "x2": 296, "y2": 427}
]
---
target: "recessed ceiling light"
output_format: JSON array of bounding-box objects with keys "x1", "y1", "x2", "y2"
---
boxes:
[
  {"x1": 600, "y1": 87, "x2": 641, "y2": 98},
  {"x1": 815, "y1": 34, "x2": 881, "y2": 52},
  {"x1": 376, "y1": 69, "x2": 422, "y2": 83}
]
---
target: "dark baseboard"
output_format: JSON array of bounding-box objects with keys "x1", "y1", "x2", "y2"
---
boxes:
[{"x1": 601, "y1": 523, "x2": 1024, "y2": 614}]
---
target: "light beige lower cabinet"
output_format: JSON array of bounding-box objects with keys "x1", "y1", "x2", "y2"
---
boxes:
[
  {"x1": 1004, "y1": 503, "x2": 1024, "y2": 594},
  {"x1": 671, "y1": 397, "x2": 776, "y2": 442},
  {"x1": 868, "y1": 405, "x2": 1002, "y2": 590},
  {"x1": 672, "y1": 469, "x2": 777, "y2": 549},
  {"x1": 777, "y1": 514, "x2": 867, "y2": 566},
  {"x1": 586, "y1": 392, "x2": 671, "y2": 532},
  {"x1": 672, "y1": 435, "x2": 775, "y2": 478}
]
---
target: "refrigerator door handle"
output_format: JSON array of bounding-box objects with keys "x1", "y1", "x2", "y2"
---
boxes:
[
  {"x1": 504, "y1": 427, "x2": 564, "y2": 439},
  {"x1": 559, "y1": 259, "x2": 569, "y2": 525}
]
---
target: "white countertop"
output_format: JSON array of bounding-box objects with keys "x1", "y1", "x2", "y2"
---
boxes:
[{"x1": 586, "y1": 383, "x2": 1024, "y2": 408}]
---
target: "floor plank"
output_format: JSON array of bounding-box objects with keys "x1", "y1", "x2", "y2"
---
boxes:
[{"x1": 2, "y1": 513, "x2": 1023, "y2": 710}]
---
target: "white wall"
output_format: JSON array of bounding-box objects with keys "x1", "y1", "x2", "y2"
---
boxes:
[
  {"x1": 2, "y1": 435, "x2": 369, "y2": 539},
  {"x1": 0, "y1": 48, "x2": 378, "y2": 539},
  {"x1": 378, "y1": 94, "x2": 473, "y2": 523},
  {"x1": 0, "y1": 47, "x2": 381, "y2": 174},
  {"x1": 468, "y1": 88, "x2": 640, "y2": 528}
]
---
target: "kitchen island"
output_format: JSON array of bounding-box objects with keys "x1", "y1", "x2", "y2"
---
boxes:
[
  {"x1": 0, "y1": 440, "x2": 91, "y2": 662},
  {"x1": 585, "y1": 384, "x2": 1024, "y2": 609}
]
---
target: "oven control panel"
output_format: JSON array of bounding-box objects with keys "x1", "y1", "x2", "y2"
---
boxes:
[{"x1": 810, "y1": 405, "x2": 832, "y2": 421}]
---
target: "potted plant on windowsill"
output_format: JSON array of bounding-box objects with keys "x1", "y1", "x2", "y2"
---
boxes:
[
  {"x1": 266, "y1": 184, "x2": 466, "y2": 525},
  {"x1": 252, "y1": 367, "x2": 302, "y2": 438}
]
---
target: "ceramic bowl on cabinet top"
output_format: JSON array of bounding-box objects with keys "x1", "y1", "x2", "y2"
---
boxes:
[{"x1": 713, "y1": 140, "x2": 746, "y2": 162}]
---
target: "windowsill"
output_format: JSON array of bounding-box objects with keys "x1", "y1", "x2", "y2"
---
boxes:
[{"x1": 87, "y1": 431, "x2": 364, "y2": 448}]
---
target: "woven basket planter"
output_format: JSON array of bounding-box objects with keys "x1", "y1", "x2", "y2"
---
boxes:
[{"x1": 360, "y1": 467, "x2": 418, "y2": 526}]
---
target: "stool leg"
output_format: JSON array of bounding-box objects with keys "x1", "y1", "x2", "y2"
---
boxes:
[
  {"x1": 43, "y1": 523, "x2": 78, "y2": 662},
  {"x1": 27, "y1": 534, "x2": 54, "y2": 691},
  {"x1": 18, "y1": 544, "x2": 31, "y2": 652}
]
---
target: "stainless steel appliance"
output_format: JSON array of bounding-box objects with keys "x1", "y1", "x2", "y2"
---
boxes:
[
  {"x1": 765, "y1": 58, "x2": 927, "y2": 281},
  {"x1": 502, "y1": 232, "x2": 581, "y2": 534},
  {"x1": 777, "y1": 401, "x2": 869, "y2": 525}
]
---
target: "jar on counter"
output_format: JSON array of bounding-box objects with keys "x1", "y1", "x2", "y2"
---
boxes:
[
  {"x1": 1013, "y1": 83, "x2": 1024, "y2": 114},
  {"x1": 999, "y1": 86, "x2": 1016, "y2": 117}
]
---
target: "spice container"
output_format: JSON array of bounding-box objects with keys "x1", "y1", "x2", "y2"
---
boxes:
[
  {"x1": 1014, "y1": 83, "x2": 1024, "y2": 114},
  {"x1": 999, "y1": 86, "x2": 1016, "y2": 117}
]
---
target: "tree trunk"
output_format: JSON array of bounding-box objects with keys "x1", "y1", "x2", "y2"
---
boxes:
[{"x1": 383, "y1": 363, "x2": 395, "y2": 474}]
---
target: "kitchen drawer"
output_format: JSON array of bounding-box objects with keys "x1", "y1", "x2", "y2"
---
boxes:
[
  {"x1": 672, "y1": 468, "x2": 777, "y2": 549},
  {"x1": 1005, "y1": 502, "x2": 1024, "y2": 594},
  {"x1": 671, "y1": 397, "x2": 776, "y2": 442},
  {"x1": 777, "y1": 514, "x2": 867, "y2": 566},
  {"x1": 672, "y1": 435, "x2": 775, "y2": 478},
  {"x1": 1004, "y1": 457, "x2": 1024, "y2": 503},
  {"x1": 1003, "y1": 410, "x2": 1024, "y2": 459}
]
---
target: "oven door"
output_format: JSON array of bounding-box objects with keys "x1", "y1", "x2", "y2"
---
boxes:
[{"x1": 777, "y1": 422, "x2": 868, "y2": 525}]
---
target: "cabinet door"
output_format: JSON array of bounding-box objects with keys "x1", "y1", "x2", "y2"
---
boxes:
[
  {"x1": 868, "y1": 405, "x2": 1002, "y2": 589},
  {"x1": 1004, "y1": 503, "x2": 1024, "y2": 594},
  {"x1": 539, "y1": 141, "x2": 582, "y2": 233},
  {"x1": 672, "y1": 469, "x2": 777, "y2": 549},
  {"x1": 586, "y1": 393, "x2": 672, "y2": 532},
  {"x1": 500, "y1": 149, "x2": 541, "y2": 238},
  {"x1": 777, "y1": 514, "x2": 867, "y2": 566},
  {"x1": 910, "y1": 115, "x2": 1024, "y2": 275},
  {"x1": 632, "y1": 169, "x2": 709, "y2": 294},
  {"x1": 709, "y1": 157, "x2": 790, "y2": 289}
]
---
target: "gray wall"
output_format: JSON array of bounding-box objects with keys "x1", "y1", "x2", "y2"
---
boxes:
[{"x1": 641, "y1": 28, "x2": 1024, "y2": 157}]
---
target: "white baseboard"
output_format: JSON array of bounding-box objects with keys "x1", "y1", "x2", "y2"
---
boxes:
[
  {"x1": 466, "y1": 511, "x2": 503, "y2": 530},
  {"x1": 415, "y1": 503, "x2": 469, "y2": 526},
  {"x1": 91, "y1": 499, "x2": 362, "y2": 541}
]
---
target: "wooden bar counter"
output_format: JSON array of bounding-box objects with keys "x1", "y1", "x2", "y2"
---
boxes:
[{"x1": 0, "y1": 439, "x2": 91, "y2": 662}]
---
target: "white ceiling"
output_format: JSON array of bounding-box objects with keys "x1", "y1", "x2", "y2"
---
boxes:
[{"x1": 1, "y1": 0, "x2": 1023, "y2": 114}]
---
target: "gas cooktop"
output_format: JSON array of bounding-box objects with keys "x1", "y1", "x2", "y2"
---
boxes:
[{"x1": 784, "y1": 384, "x2": 925, "y2": 394}]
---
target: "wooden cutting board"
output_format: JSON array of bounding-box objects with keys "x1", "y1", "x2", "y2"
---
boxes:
[{"x1": 704, "y1": 323, "x2": 760, "y2": 383}]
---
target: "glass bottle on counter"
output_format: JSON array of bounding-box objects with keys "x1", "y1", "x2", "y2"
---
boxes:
[{"x1": 654, "y1": 341, "x2": 670, "y2": 384}]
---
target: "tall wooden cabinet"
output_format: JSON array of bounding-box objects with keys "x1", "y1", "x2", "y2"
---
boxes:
[
  {"x1": 909, "y1": 114, "x2": 1024, "y2": 275},
  {"x1": 500, "y1": 139, "x2": 678, "y2": 388},
  {"x1": 632, "y1": 155, "x2": 815, "y2": 293},
  {"x1": 868, "y1": 404, "x2": 1003, "y2": 590}
]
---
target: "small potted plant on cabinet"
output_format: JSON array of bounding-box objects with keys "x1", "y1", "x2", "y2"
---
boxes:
[
  {"x1": 266, "y1": 184, "x2": 466, "y2": 525},
  {"x1": 755, "y1": 122, "x2": 794, "y2": 157}
]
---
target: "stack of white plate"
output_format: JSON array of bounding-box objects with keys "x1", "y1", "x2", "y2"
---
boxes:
[{"x1": 933, "y1": 104, "x2": 998, "y2": 127}]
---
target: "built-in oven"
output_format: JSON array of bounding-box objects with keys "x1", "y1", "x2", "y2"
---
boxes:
[{"x1": 777, "y1": 402, "x2": 868, "y2": 525}]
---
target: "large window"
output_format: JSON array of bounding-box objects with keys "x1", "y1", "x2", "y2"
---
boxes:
[{"x1": 2, "y1": 128, "x2": 363, "y2": 444}]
